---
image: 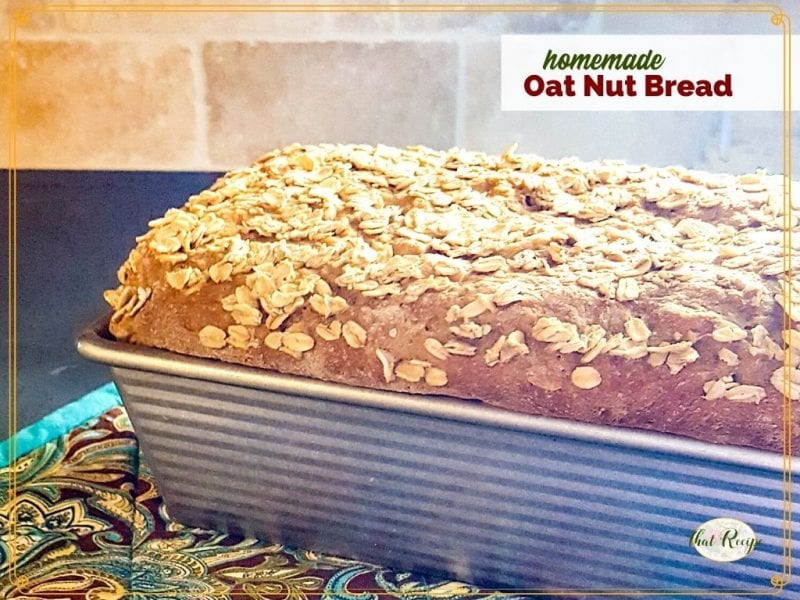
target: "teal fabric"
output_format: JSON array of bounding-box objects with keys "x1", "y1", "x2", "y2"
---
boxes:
[{"x1": 0, "y1": 382, "x2": 121, "y2": 468}]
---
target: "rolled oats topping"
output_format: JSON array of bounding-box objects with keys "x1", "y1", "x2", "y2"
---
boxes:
[
  {"x1": 128, "y1": 287, "x2": 151, "y2": 318},
  {"x1": 531, "y1": 317, "x2": 577, "y2": 344},
  {"x1": 782, "y1": 328, "x2": 800, "y2": 350},
  {"x1": 484, "y1": 336, "x2": 506, "y2": 367},
  {"x1": 712, "y1": 323, "x2": 747, "y2": 343},
  {"x1": 663, "y1": 342, "x2": 700, "y2": 375},
  {"x1": 624, "y1": 317, "x2": 651, "y2": 343},
  {"x1": 460, "y1": 295, "x2": 496, "y2": 320},
  {"x1": 115, "y1": 145, "x2": 788, "y2": 319},
  {"x1": 165, "y1": 267, "x2": 194, "y2": 290},
  {"x1": 395, "y1": 360, "x2": 427, "y2": 383},
  {"x1": 503, "y1": 330, "x2": 529, "y2": 359},
  {"x1": 485, "y1": 330, "x2": 530, "y2": 367},
  {"x1": 342, "y1": 320, "x2": 367, "y2": 349},
  {"x1": 718, "y1": 347, "x2": 740, "y2": 366},
  {"x1": 748, "y1": 325, "x2": 784, "y2": 360},
  {"x1": 703, "y1": 377, "x2": 731, "y2": 401},
  {"x1": 724, "y1": 384, "x2": 766, "y2": 404},
  {"x1": 615, "y1": 278, "x2": 640, "y2": 302},
  {"x1": 424, "y1": 338, "x2": 449, "y2": 361},
  {"x1": 105, "y1": 143, "x2": 794, "y2": 435},
  {"x1": 309, "y1": 294, "x2": 348, "y2": 318},
  {"x1": 472, "y1": 256, "x2": 507, "y2": 274},
  {"x1": 450, "y1": 321, "x2": 492, "y2": 340},
  {"x1": 645, "y1": 341, "x2": 699, "y2": 374},
  {"x1": 425, "y1": 367, "x2": 448, "y2": 387},
  {"x1": 265, "y1": 331, "x2": 284, "y2": 350},
  {"x1": 230, "y1": 303, "x2": 263, "y2": 327},
  {"x1": 106, "y1": 286, "x2": 137, "y2": 323},
  {"x1": 608, "y1": 338, "x2": 648, "y2": 361},
  {"x1": 284, "y1": 332, "x2": 315, "y2": 353},
  {"x1": 199, "y1": 325, "x2": 227, "y2": 349},
  {"x1": 227, "y1": 325, "x2": 258, "y2": 350},
  {"x1": 443, "y1": 340, "x2": 478, "y2": 356},
  {"x1": 208, "y1": 262, "x2": 234, "y2": 283},
  {"x1": 571, "y1": 366, "x2": 602, "y2": 390},
  {"x1": 770, "y1": 366, "x2": 800, "y2": 400},
  {"x1": 376, "y1": 348, "x2": 396, "y2": 383},
  {"x1": 315, "y1": 320, "x2": 342, "y2": 342}
]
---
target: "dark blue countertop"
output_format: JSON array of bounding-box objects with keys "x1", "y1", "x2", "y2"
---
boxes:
[{"x1": 3, "y1": 170, "x2": 223, "y2": 436}]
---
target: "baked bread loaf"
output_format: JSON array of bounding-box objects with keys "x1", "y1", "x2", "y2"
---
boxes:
[{"x1": 104, "y1": 143, "x2": 799, "y2": 453}]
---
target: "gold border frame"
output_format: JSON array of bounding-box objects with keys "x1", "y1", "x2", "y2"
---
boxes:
[{"x1": 4, "y1": 1, "x2": 793, "y2": 596}]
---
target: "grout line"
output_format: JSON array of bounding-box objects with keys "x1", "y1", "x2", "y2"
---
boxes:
[
  {"x1": 189, "y1": 41, "x2": 211, "y2": 169},
  {"x1": 454, "y1": 38, "x2": 466, "y2": 148}
]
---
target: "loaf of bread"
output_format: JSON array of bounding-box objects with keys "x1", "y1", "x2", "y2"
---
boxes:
[{"x1": 105, "y1": 143, "x2": 799, "y2": 453}]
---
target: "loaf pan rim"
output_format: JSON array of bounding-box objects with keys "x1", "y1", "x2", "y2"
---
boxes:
[{"x1": 77, "y1": 314, "x2": 793, "y2": 472}]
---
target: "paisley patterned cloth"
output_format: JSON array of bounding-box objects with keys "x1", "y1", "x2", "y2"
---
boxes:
[{"x1": 1, "y1": 405, "x2": 517, "y2": 600}]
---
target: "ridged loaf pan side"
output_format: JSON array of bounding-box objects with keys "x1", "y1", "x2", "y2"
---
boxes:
[{"x1": 114, "y1": 366, "x2": 795, "y2": 593}]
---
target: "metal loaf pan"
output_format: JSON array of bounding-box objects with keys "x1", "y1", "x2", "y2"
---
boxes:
[{"x1": 77, "y1": 316, "x2": 799, "y2": 593}]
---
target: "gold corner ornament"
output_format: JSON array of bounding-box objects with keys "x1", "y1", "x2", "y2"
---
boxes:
[
  {"x1": 770, "y1": 8, "x2": 788, "y2": 26},
  {"x1": 770, "y1": 573, "x2": 790, "y2": 588}
]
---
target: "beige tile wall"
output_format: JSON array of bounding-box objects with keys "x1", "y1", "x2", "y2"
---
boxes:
[
  {"x1": 203, "y1": 40, "x2": 459, "y2": 164},
  {"x1": 2, "y1": 0, "x2": 796, "y2": 175}
]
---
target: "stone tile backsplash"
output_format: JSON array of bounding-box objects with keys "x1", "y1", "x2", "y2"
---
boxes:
[
  {"x1": 203, "y1": 41, "x2": 459, "y2": 165},
  {"x1": 3, "y1": 40, "x2": 198, "y2": 169},
  {"x1": 2, "y1": 1, "x2": 796, "y2": 175}
]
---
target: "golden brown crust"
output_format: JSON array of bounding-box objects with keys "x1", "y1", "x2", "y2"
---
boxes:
[{"x1": 104, "y1": 143, "x2": 800, "y2": 453}]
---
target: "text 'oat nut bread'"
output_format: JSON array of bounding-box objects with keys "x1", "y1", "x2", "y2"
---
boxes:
[{"x1": 104, "y1": 143, "x2": 799, "y2": 453}]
